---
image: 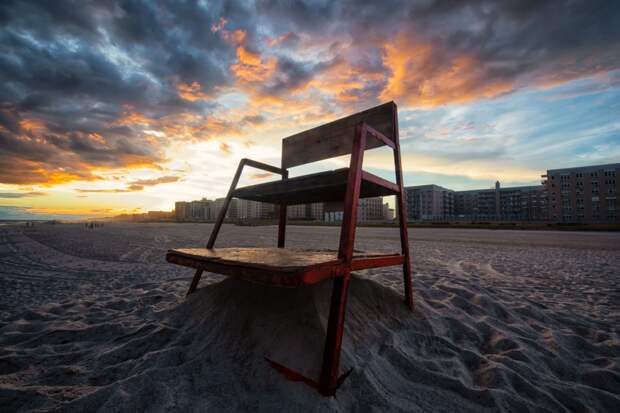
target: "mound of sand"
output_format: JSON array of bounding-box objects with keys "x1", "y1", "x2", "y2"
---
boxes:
[{"x1": 2, "y1": 273, "x2": 619, "y2": 412}]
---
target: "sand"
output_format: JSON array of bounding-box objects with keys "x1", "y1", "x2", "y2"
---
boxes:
[{"x1": 1, "y1": 223, "x2": 619, "y2": 412}]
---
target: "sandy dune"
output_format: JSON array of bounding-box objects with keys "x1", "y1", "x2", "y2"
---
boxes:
[{"x1": 1, "y1": 224, "x2": 619, "y2": 412}]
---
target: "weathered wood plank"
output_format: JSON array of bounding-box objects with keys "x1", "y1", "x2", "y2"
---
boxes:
[
  {"x1": 166, "y1": 247, "x2": 401, "y2": 287},
  {"x1": 282, "y1": 101, "x2": 396, "y2": 169},
  {"x1": 166, "y1": 248, "x2": 402, "y2": 284}
]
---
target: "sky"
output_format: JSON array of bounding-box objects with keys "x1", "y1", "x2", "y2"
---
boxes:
[{"x1": 1, "y1": 0, "x2": 619, "y2": 219}]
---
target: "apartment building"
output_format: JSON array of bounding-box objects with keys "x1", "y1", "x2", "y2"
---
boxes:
[
  {"x1": 323, "y1": 197, "x2": 390, "y2": 222},
  {"x1": 358, "y1": 197, "x2": 386, "y2": 221},
  {"x1": 175, "y1": 198, "x2": 215, "y2": 221},
  {"x1": 404, "y1": 185, "x2": 454, "y2": 221},
  {"x1": 545, "y1": 163, "x2": 619, "y2": 223},
  {"x1": 453, "y1": 182, "x2": 547, "y2": 222},
  {"x1": 403, "y1": 181, "x2": 547, "y2": 222},
  {"x1": 174, "y1": 201, "x2": 188, "y2": 221},
  {"x1": 238, "y1": 199, "x2": 276, "y2": 220},
  {"x1": 173, "y1": 163, "x2": 618, "y2": 224},
  {"x1": 497, "y1": 185, "x2": 547, "y2": 221},
  {"x1": 287, "y1": 204, "x2": 308, "y2": 219}
]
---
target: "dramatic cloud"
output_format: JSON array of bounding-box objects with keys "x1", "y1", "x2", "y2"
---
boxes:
[{"x1": 0, "y1": 0, "x2": 618, "y2": 192}]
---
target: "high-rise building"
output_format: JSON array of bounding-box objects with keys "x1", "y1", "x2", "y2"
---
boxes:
[
  {"x1": 544, "y1": 163, "x2": 619, "y2": 223},
  {"x1": 287, "y1": 204, "x2": 308, "y2": 219},
  {"x1": 453, "y1": 182, "x2": 547, "y2": 222},
  {"x1": 497, "y1": 185, "x2": 547, "y2": 221},
  {"x1": 383, "y1": 203, "x2": 394, "y2": 220},
  {"x1": 358, "y1": 197, "x2": 385, "y2": 221},
  {"x1": 454, "y1": 185, "x2": 497, "y2": 221},
  {"x1": 322, "y1": 197, "x2": 387, "y2": 222},
  {"x1": 189, "y1": 198, "x2": 213, "y2": 221},
  {"x1": 404, "y1": 185, "x2": 454, "y2": 221},
  {"x1": 238, "y1": 199, "x2": 276, "y2": 220},
  {"x1": 286, "y1": 203, "x2": 324, "y2": 220},
  {"x1": 175, "y1": 201, "x2": 188, "y2": 221},
  {"x1": 309, "y1": 203, "x2": 324, "y2": 220},
  {"x1": 175, "y1": 199, "x2": 214, "y2": 221},
  {"x1": 404, "y1": 182, "x2": 548, "y2": 222},
  {"x1": 174, "y1": 163, "x2": 618, "y2": 225},
  {"x1": 213, "y1": 198, "x2": 239, "y2": 220}
]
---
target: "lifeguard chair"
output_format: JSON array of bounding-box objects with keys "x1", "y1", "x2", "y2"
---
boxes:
[{"x1": 166, "y1": 101, "x2": 413, "y2": 395}]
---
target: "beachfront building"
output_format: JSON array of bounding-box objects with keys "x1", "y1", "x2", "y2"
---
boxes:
[
  {"x1": 238, "y1": 199, "x2": 276, "y2": 220},
  {"x1": 383, "y1": 203, "x2": 394, "y2": 221},
  {"x1": 287, "y1": 203, "x2": 325, "y2": 220},
  {"x1": 190, "y1": 199, "x2": 214, "y2": 221},
  {"x1": 309, "y1": 202, "x2": 324, "y2": 220},
  {"x1": 175, "y1": 201, "x2": 188, "y2": 221},
  {"x1": 287, "y1": 204, "x2": 308, "y2": 220},
  {"x1": 403, "y1": 182, "x2": 547, "y2": 222},
  {"x1": 454, "y1": 183, "x2": 499, "y2": 221},
  {"x1": 175, "y1": 198, "x2": 215, "y2": 221},
  {"x1": 544, "y1": 163, "x2": 619, "y2": 223},
  {"x1": 323, "y1": 197, "x2": 390, "y2": 223},
  {"x1": 358, "y1": 197, "x2": 387, "y2": 222},
  {"x1": 497, "y1": 185, "x2": 548, "y2": 221},
  {"x1": 453, "y1": 182, "x2": 547, "y2": 222},
  {"x1": 213, "y1": 198, "x2": 239, "y2": 220},
  {"x1": 404, "y1": 184, "x2": 454, "y2": 222}
]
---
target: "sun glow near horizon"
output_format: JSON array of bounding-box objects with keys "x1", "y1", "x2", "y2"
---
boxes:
[{"x1": 1, "y1": 2, "x2": 619, "y2": 219}]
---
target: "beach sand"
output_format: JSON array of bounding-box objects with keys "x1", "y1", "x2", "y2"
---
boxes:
[{"x1": 1, "y1": 223, "x2": 619, "y2": 412}]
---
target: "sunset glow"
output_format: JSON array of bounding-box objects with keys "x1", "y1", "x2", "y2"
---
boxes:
[{"x1": 1, "y1": 1, "x2": 619, "y2": 219}]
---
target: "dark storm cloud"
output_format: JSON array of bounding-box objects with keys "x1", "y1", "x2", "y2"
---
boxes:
[
  {"x1": 259, "y1": 0, "x2": 620, "y2": 103},
  {"x1": 0, "y1": 0, "x2": 239, "y2": 185},
  {"x1": 261, "y1": 55, "x2": 336, "y2": 96},
  {"x1": 1, "y1": 0, "x2": 618, "y2": 185}
]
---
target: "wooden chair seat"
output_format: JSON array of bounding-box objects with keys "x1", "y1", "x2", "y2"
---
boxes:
[
  {"x1": 166, "y1": 247, "x2": 404, "y2": 287},
  {"x1": 232, "y1": 168, "x2": 399, "y2": 205}
]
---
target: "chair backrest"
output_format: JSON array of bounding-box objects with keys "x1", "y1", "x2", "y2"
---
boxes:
[{"x1": 281, "y1": 101, "x2": 397, "y2": 169}]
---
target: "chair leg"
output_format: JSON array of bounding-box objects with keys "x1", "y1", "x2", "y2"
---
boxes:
[
  {"x1": 277, "y1": 204, "x2": 287, "y2": 248},
  {"x1": 398, "y1": 212, "x2": 413, "y2": 311},
  {"x1": 403, "y1": 257, "x2": 413, "y2": 311},
  {"x1": 187, "y1": 269, "x2": 203, "y2": 296},
  {"x1": 318, "y1": 273, "x2": 351, "y2": 396},
  {"x1": 396, "y1": 193, "x2": 414, "y2": 311}
]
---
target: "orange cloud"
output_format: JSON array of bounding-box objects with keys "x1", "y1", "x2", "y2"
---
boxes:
[
  {"x1": 380, "y1": 35, "x2": 514, "y2": 107},
  {"x1": 115, "y1": 109, "x2": 152, "y2": 126},
  {"x1": 33, "y1": 167, "x2": 100, "y2": 187},
  {"x1": 266, "y1": 32, "x2": 297, "y2": 48},
  {"x1": 211, "y1": 17, "x2": 247, "y2": 46},
  {"x1": 156, "y1": 113, "x2": 244, "y2": 141},
  {"x1": 231, "y1": 47, "x2": 277, "y2": 83},
  {"x1": 176, "y1": 81, "x2": 211, "y2": 101},
  {"x1": 19, "y1": 118, "x2": 46, "y2": 132},
  {"x1": 219, "y1": 142, "x2": 232, "y2": 154},
  {"x1": 307, "y1": 60, "x2": 384, "y2": 106}
]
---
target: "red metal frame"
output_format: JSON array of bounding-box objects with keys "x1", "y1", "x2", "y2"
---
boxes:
[{"x1": 189, "y1": 112, "x2": 413, "y2": 396}]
